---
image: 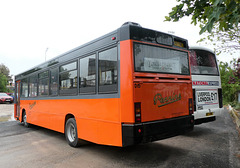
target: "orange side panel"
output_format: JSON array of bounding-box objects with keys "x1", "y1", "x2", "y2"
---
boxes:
[
  {"x1": 119, "y1": 40, "x2": 134, "y2": 123},
  {"x1": 20, "y1": 98, "x2": 122, "y2": 146},
  {"x1": 77, "y1": 118, "x2": 122, "y2": 146}
]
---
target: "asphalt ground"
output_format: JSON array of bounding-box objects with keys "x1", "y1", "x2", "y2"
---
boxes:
[{"x1": 0, "y1": 105, "x2": 239, "y2": 167}]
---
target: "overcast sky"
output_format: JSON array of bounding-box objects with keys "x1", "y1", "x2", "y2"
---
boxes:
[{"x1": 0, "y1": 0, "x2": 239, "y2": 76}]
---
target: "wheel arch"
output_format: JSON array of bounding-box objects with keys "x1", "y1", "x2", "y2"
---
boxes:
[
  {"x1": 20, "y1": 108, "x2": 26, "y2": 122},
  {"x1": 64, "y1": 114, "x2": 75, "y2": 132},
  {"x1": 64, "y1": 114, "x2": 82, "y2": 147}
]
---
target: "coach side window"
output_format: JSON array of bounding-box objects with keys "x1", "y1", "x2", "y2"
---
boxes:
[
  {"x1": 98, "y1": 47, "x2": 118, "y2": 93},
  {"x1": 59, "y1": 61, "x2": 77, "y2": 95},
  {"x1": 38, "y1": 71, "x2": 49, "y2": 96},
  {"x1": 20, "y1": 78, "x2": 28, "y2": 97},
  {"x1": 50, "y1": 67, "x2": 58, "y2": 96},
  {"x1": 79, "y1": 54, "x2": 96, "y2": 94},
  {"x1": 29, "y1": 75, "x2": 38, "y2": 97}
]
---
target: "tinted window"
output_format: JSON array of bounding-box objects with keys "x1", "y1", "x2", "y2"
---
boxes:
[
  {"x1": 60, "y1": 71, "x2": 77, "y2": 89},
  {"x1": 98, "y1": 47, "x2": 118, "y2": 93},
  {"x1": 59, "y1": 61, "x2": 78, "y2": 95},
  {"x1": 190, "y1": 49, "x2": 219, "y2": 75},
  {"x1": 79, "y1": 54, "x2": 96, "y2": 94},
  {"x1": 39, "y1": 71, "x2": 48, "y2": 79},
  {"x1": 29, "y1": 75, "x2": 38, "y2": 97},
  {"x1": 21, "y1": 78, "x2": 28, "y2": 97},
  {"x1": 50, "y1": 67, "x2": 58, "y2": 96},
  {"x1": 60, "y1": 62, "x2": 77, "y2": 72},
  {"x1": 38, "y1": 71, "x2": 49, "y2": 96},
  {"x1": 39, "y1": 78, "x2": 49, "y2": 96},
  {"x1": 134, "y1": 43, "x2": 189, "y2": 75}
]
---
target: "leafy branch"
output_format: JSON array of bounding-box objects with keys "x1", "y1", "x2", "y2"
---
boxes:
[{"x1": 165, "y1": 0, "x2": 240, "y2": 34}]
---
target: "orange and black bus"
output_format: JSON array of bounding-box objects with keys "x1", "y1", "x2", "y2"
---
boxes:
[{"x1": 14, "y1": 22, "x2": 194, "y2": 147}]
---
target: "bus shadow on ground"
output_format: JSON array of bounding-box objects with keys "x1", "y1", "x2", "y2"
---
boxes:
[
  {"x1": 15, "y1": 121, "x2": 211, "y2": 167},
  {"x1": 26, "y1": 123, "x2": 188, "y2": 165},
  {"x1": 82, "y1": 142, "x2": 188, "y2": 167},
  {"x1": 182, "y1": 125, "x2": 216, "y2": 138}
]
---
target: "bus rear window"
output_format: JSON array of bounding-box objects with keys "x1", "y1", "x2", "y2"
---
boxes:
[
  {"x1": 134, "y1": 43, "x2": 189, "y2": 75},
  {"x1": 190, "y1": 49, "x2": 219, "y2": 75}
]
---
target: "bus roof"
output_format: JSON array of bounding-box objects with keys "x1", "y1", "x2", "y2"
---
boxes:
[
  {"x1": 15, "y1": 22, "x2": 189, "y2": 80},
  {"x1": 189, "y1": 46, "x2": 215, "y2": 54}
]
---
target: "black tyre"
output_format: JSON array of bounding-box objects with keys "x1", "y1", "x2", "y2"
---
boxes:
[
  {"x1": 22, "y1": 111, "x2": 30, "y2": 128},
  {"x1": 65, "y1": 118, "x2": 81, "y2": 147}
]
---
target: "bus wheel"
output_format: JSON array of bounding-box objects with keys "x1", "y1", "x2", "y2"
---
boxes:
[
  {"x1": 65, "y1": 118, "x2": 81, "y2": 147},
  {"x1": 22, "y1": 111, "x2": 29, "y2": 128}
]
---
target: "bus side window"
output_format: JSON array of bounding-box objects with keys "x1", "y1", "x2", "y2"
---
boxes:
[
  {"x1": 98, "y1": 47, "x2": 118, "y2": 93},
  {"x1": 50, "y1": 67, "x2": 58, "y2": 96},
  {"x1": 29, "y1": 74, "x2": 38, "y2": 97},
  {"x1": 79, "y1": 54, "x2": 96, "y2": 94},
  {"x1": 21, "y1": 78, "x2": 28, "y2": 98},
  {"x1": 59, "y1": 61, "x2": 78, "y2": 95},
  {"x1": 38, "y1": 71, "x2": 49, "y2": 96}
]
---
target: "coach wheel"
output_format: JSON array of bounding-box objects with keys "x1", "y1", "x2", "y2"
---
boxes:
[
  {"x1": 65, "y1": 118, "x2": 81, "y2": 147},
  {"x1": 22, "y1": 111, "x2": 29, "y2": 128}
]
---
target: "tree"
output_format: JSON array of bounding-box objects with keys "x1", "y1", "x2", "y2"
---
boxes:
[
  {"x1": 0, "y1": 73, "x2": 8, "y2": 92},
  {"x1": 165, "y1": 0, "x2": 240, "y2": 34},
  {"x1": 219, "y1": 58, "x2": 240, "y2": 105},
  {"x1": 0, "y1": 63, "x2": 12, "y2": 83},
  {"x1": 198, "y1": 25, "x2": 240, "y2": 55},
  {"x1": 165, "y1": 0, "x2": 240, "y2": 54}
]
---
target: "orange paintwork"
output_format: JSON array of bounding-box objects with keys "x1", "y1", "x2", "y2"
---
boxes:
[
  {"x1": 119, "y1": 40, "x2": 134, "y2": 123},
  {"x1": 134, "y1": 82, "x2": 192, "y2": 122},
  {"x1": 15, "y1": 39, "x2": 193, "y2": 147},
  {"x1": 14, "y1": 104, "x2": 17, "y2": 118},
  {"x1": 19, "y1": 98, "x2": 122, "y2": 146},
  {"x1": 14, "y1": 81, "x2": 21, "y2": 119}
]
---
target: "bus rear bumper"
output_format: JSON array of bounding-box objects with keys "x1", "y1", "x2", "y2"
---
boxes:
[
  {"x1": 194, "y1": 116, "x2": 216, "y2": 125},
  {"x1": 122, "y1": 115, "x2": 194, "y2": 147}
]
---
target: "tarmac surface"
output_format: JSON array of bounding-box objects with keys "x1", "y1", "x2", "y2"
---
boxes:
[{"x1": 0, "y1": 105, "x2": 239, "y2": 168}]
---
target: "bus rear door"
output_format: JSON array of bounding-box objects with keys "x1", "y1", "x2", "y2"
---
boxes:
[{"x1": 14, "y1": 80, "x2": 21, "y2": 120}]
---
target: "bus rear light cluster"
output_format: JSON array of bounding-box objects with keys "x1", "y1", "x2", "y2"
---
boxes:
[
  {"x1": 189, "y1": 98, "x2": 193, "y2": 115},
  {"x1": 135, "y1": 102, "x2": 141, "y2": 123}
]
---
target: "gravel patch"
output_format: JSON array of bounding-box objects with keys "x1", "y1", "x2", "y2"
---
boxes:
[{"x1": 0, "y1": 104, "x2": 14, "y2": 122}]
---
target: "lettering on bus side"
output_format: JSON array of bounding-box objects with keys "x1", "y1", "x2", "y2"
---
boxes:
[
  {"x1": 153, "y1": 92, "x2": 181, "y2": 108},
  {"x1": 192, "y1": 81, "x2": 219, "y2": 86},
  {"x1": 29, "y1": 101, "x2": 36, "y2": 110}
]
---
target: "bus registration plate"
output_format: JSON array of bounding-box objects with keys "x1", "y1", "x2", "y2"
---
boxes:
[{"x1": 196, "y1": 90, "x2": 218, "y2": 105}]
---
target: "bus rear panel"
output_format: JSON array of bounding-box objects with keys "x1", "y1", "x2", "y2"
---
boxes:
[
  {"x1": 190, "y1": 46, "x2": 223, "y2": 125},
  {"x1": 120, "y1": 25, "x2": 194, "y2": 146}
]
